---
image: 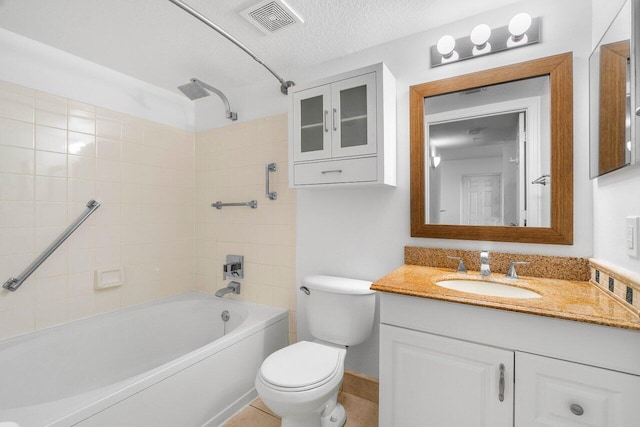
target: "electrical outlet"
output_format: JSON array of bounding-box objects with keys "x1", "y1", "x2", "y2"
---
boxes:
[{"x1": 626, "y1": 216, "x2": 639, "y2": 258}]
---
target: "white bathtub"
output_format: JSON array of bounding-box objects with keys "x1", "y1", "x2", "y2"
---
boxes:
[{"x1": 0, "y1": 292, "x2": 288, "y2": 427}]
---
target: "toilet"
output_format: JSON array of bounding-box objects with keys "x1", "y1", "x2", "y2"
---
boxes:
[{"x1": 255, "y1": 275, "x2": 376, "y2": 427}]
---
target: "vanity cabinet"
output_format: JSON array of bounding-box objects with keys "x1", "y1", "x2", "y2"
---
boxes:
[
  {"x1": 515, "y1": 353, "x2": 640, "y2": 427},
  {"x1": 379, "y1": 292, "x2": 640, "y2": 427},
  {"x1": 380, "y1": 324, "x2": 514, "y2": 427},
  {"x1": 289, "y1": 63, "x2": 396, "y2": 187}
]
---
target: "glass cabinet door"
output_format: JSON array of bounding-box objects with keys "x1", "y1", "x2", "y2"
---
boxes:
[
  {"x1": 331, "y1": 73, "x2": 377, "y2": 158},
  {"x1": 293, "y1": 85, "x2": 332, "y2": 162}
]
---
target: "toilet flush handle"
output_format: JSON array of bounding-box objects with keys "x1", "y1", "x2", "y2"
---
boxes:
[{"x1": 299, "y1": 286, "x2": 310, "y2": 295}]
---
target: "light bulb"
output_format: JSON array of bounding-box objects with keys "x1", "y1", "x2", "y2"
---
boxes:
[
  {"x1": 470, "y1": 24, "x2": 492, "y2": 55},
  {"x1": 508, "y1": 13, "x2": 532, "y2": 47},
  {"x1": 437, "y1": 35, "x2": 458, "y2": 62}
]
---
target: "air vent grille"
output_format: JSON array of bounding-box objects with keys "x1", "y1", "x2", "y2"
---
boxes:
[{"x1": 241, "y1": 0, "x2": 303, "y2": 35}]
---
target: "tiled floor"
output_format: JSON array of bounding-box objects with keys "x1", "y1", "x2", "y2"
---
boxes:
[{"x1": 223, "y1": 392, "x2": 378, "y2": 427}]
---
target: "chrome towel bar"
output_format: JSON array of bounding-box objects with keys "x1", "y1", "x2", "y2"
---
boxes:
[
  {"x1": 211, "y1": 200, "x2": 257, "y2": 209},
  {"x1": 3, "y1": 199, "x2": 101, "y2": 292}
]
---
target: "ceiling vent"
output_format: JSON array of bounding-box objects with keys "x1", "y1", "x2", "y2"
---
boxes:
[{"x1": 240, "y1": 0, "x2": 303, "y2": 35}]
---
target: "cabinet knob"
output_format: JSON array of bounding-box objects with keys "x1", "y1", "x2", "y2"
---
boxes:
[
  {"x1": 636, "y1": 107, "x2": 640, "y2": 117},
  {"x1": 570, "y1": 403, "x2": 584, "y2": 416}
]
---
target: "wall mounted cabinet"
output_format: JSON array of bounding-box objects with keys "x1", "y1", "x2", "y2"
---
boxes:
[
  {"x1": 289, "y1": 63, "x2": 396, "y2": 187},
  {"x1": 379, "y1": 293, "x2": 640, "y2": 427}
]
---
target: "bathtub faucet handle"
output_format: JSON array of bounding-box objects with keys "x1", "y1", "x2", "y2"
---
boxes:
[{"x1": 223, "y1": 255, "x2": 244, "y2": 280}]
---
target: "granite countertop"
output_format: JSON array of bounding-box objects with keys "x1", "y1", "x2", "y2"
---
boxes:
[{"x1": 371, "y1": 264, "x2": 640, "y2": 330}]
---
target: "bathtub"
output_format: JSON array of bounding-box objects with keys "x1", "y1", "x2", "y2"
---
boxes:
[{"x1": 0, "y1": 292, "x2": 288, "y2": 427}]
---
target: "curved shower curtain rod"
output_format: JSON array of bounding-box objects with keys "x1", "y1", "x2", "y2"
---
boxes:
[{"x1": 167, "y1": 0, "x2": 295, "y2": 95}]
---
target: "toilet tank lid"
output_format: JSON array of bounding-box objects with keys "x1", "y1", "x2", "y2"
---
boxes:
[{"x1": 302, "y1": 275, "x2": 375, "y2": 295}]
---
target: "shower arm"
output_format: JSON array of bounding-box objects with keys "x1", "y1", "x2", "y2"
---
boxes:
[
  {"x1": 192, "y1": 78, "x2": 238, "y2": 121},
  {"x1": 167, "y1": 0, "x2": 295, "y2": 95}
]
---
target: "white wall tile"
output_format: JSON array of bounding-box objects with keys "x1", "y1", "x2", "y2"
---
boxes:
[
  {"x1": 0, "y1": 90, "x2": 34, "y2": 122},
  {"x1": 35, "y1": 98, "x2": 67, "y2": 129},
  {"x1": 68, "y1": 154, "x2": 95, "y2": 180},
  {"x1": 0, "y1": 118, "x2": 34, "y2": 149},
  {"x1": 0, "y1": 173, "x2": 34, "y2": 201},
  {"x1": 96, "y1": 137, "x2": 122, "y2": 160},
  {"x1": 67, "y1": 131, "x2": 95, "y2": 157},
  {"x1": 0, "y1": 146, "x2": 34, "y2": 175},
  {"x1": 35, "y1": 125, "x2": 66, "y2": 153},
  {"x1": 0, "y1": 227, "x2": 34, "y2": 256},
  {"x1": 35, "y1": 176, "x2": 66, "y2": 202},
  {"x1": 0, "y1": 201, "x2": 34, "y2": 228},
  {"x1": 35, "y1": 151, "x2": 67, "y2": 177}
]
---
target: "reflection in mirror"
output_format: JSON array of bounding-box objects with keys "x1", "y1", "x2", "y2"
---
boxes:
[
  {"x1": 425, "y1": 77, "x2": 551, "y2": 227},
  {"x1": 410, "y1": 53, "x2": 573, "y2": 244},
  {"x1": 589, "y1": 0, "x2": 632, "y2": 178}
]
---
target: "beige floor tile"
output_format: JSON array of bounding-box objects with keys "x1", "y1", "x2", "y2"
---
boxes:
[
  {"x1": 340, "y1": 392, "x2": 379, "y2": 427},
  {"x1": 223, "y1": 405, "x2": 280, "y2": 427},
  {"x1": 250, "y1": 397, "x2": 280, "y2": 418},
  {"x1": 227, "y1": 393, "x2": 379, "y2": 427}
]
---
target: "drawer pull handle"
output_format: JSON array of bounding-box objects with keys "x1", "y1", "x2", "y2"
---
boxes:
[
  {"x1": 570, "y1": 404, "x2": 584, "y2": 416},
  {"x1": 321, "y1": 169, "x2": 343, "y2": 174},
  {"x1": 498, "y1": 363, "x2": 505, "y2": 402}
]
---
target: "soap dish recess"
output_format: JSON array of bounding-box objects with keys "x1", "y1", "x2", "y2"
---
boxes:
[{"x1": 94, "y1": 267, "x2": 124, "y2": 289}]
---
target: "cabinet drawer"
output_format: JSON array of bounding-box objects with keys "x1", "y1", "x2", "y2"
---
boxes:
[
  {"x1": 294, "y1": 157, "x2": 377, "y2": 185},
  {"x1": 515, "y1": 352, "x2": 640, "y2": 427}
]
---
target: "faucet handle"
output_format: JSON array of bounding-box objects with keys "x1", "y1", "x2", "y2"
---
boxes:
[
  {"x1": 447, "y1": 256, "x2": 467, "y2": 273},
  {"x1": 506, "y1": 261, "x2": 530, "y2": 279}
]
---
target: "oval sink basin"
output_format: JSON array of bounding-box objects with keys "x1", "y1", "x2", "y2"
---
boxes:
[{"x1": 435, "y1": 279, "x2": 541, "y2": 299}]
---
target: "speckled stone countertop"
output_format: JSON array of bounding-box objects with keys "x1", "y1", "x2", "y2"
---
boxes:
[{"x1": 371, "y1": 264, "x2": 640, "y2": 331}]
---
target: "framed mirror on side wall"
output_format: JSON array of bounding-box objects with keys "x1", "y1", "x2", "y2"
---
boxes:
[
  {"x1": 410, "y1": 53, "x2": 574, "y2": 244},
  {"x1": 589, "y1": 0, "x2": 639, "y2": 178}
]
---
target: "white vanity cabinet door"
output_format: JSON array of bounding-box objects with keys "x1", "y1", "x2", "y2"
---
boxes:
[
  {"x1": 380, "y1": 324, "x2": 514, "y2": 427},
  {"x1": 515, "y1": 352, "x2": 640, "y2": 427}
]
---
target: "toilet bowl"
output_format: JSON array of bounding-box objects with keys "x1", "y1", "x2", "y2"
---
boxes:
[
  {"x1": 256, "y1": 341, "x2": 347, "y2": 427},
  {"x1": 255, "y1": 275, "x2": 376, "y2": 427}
]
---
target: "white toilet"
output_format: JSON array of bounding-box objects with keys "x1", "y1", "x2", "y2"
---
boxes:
[{"x1": 255, "y1": 275, "x2": 376, "y2": 427}]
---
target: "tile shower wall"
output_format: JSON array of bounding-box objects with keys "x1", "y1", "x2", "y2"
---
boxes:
[
  {"x1": 0, "y1": 80, "x2": 195, "y2": 340},
  {"x1": 194, "y1": 114, "x2": 297, "y2": 343}
]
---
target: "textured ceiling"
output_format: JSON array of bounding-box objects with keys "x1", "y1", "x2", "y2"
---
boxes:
[{"x1": 0, "y1": 0, "x2": 520, "y2": 96}]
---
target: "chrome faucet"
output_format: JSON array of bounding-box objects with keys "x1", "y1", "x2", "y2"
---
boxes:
[
  {"x1": 480, "y1": 251, "x2": 491, "y2": 277},
  {"x1": 215, "y1": 281, "x2": 241, "y2": 298},
  {"x1": 506, "y1": 261, "x2": 530, "y2": 279}
]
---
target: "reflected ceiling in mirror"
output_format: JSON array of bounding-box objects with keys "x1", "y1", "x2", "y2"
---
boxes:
[
  {"x1": 410, "y1": 53, "x2": 573, "y2": 244},
  {"x1": 425, "y1": 76, "x2": 551, "y2": 228}
]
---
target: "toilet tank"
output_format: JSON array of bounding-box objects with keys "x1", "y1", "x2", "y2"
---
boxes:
[{"x1": 301, "y1": 275, "x2": 376, "y2": 347}]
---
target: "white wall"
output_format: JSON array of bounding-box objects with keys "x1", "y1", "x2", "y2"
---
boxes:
[
  {"x1": 591, "y1": 0, "x2": 640, "y2": 276},
  {"x1": 0, "y1": 28, "x2": 194, "y2": 130},
  {"x1": 292, "y1": 0, "x2": 594, "y2": 378}
]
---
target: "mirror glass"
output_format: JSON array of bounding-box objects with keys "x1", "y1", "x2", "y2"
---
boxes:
[
  {"x1": 410, "y1": 53, "x2": 573, "y2": 244},
  {"x1": 589, "y1": 0, "x2": 632, "y2": 178},
  {"x1": 425, "y1": 76, "x2": 550, "y2": 227}
]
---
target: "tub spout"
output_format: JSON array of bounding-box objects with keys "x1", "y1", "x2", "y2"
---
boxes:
[{"x1": 215, "y1": 281, "x2": 241, "y2": 298}]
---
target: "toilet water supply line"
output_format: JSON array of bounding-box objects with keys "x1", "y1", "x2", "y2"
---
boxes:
[{"x1": 167, "y1": 0, "x2": 295, "y2": 95}]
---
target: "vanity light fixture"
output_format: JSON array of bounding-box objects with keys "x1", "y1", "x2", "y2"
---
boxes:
[{"x1": 430, "y1": 13, "x2": 540, "y2": 67}]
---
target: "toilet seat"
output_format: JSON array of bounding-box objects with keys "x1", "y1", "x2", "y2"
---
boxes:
[{"x1": 259, "y1": 341, "x2": 344, "y2": 392}]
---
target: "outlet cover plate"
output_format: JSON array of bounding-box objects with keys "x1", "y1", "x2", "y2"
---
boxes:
[{"x1": 626, "y1": 216, "x2": 639, "y2": 257}]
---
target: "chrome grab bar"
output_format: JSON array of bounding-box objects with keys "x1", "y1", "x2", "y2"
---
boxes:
[
  {"x1": 211, "y1": 200, "x2": 257, "y2": 209},
  {"x1": 265, "y1": 163, "x2": 277, "y2": 200},
  {"x1": 3, "y1": 199, "x2": 101, "y2": 292}
]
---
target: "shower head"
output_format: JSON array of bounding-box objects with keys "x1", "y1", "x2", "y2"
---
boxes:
[
  {"x1": 177, "y1": 78, "x2": 238, "y2": 121},
  {"x1": 178, "y1": 79, "x2": 210, "y2": 100}
]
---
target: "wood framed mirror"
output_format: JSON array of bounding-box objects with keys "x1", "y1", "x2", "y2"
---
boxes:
[{"x1": 410, "y1": 53, "x2": 573, "y2": 244}]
